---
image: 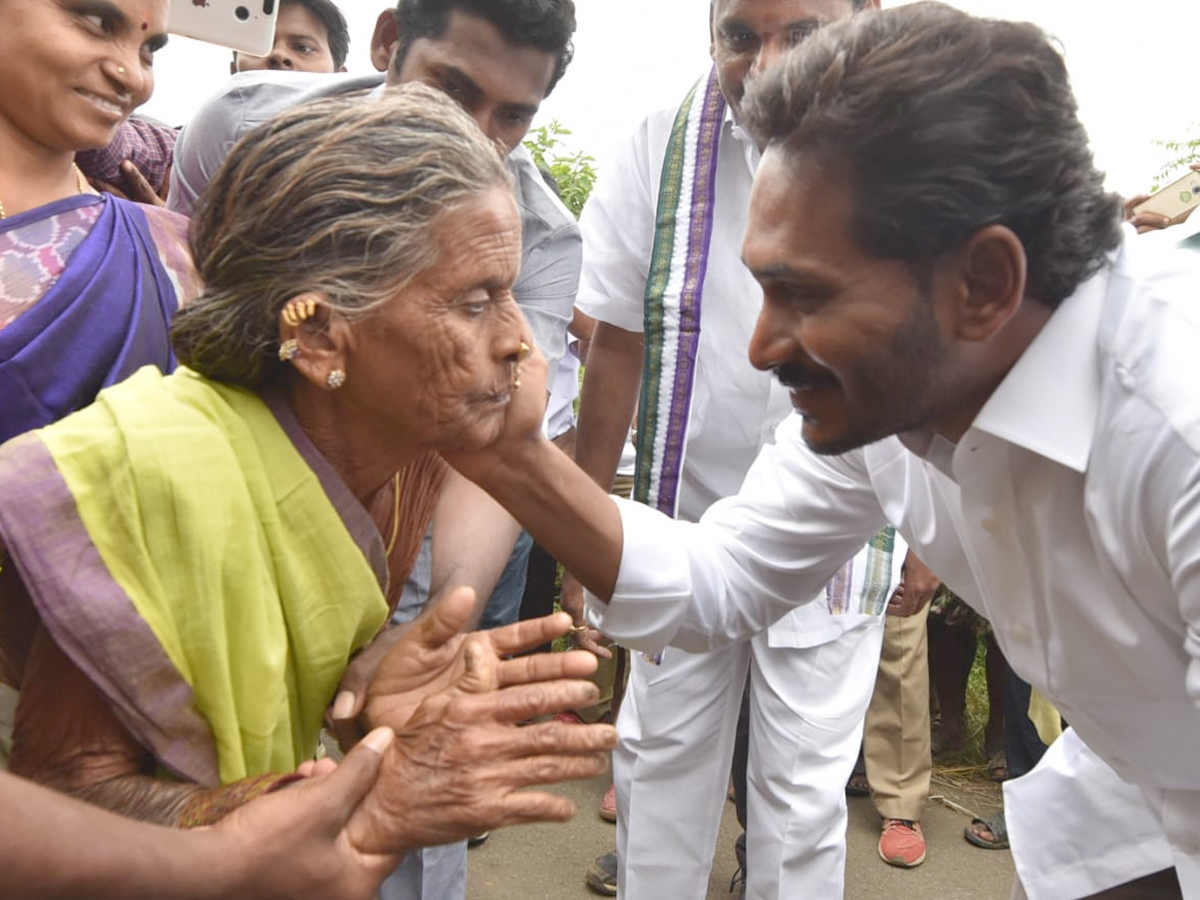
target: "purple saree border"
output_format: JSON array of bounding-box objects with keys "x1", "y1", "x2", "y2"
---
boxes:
[
  {"x1": 0, "y1": 434, "x2": 220, "y2": 786},
  {"x1": 263, "y1": 390, "x2": 389, "y2": 594},
  {"x1": 657, "y1": 70, "x2": 727, "y2": 515}
]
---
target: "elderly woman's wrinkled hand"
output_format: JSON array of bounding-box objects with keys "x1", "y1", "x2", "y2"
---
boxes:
[{"x1": 347, "y1": 586, "x2": 617, "y2": 853}]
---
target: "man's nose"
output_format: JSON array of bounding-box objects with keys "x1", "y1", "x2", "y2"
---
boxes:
[
  {"x1": 747, "y1": 302, "x2": 794, "y2": 372},
  {"x1": 751, "y1": 38, "x2": 786, "y2": 78}
]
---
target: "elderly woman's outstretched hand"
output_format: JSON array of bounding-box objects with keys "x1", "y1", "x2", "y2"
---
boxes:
[{"x1": 346, "y1": 586, "x2": 616, "y2": 853}]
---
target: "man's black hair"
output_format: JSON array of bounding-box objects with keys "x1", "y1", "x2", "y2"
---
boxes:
[
  {"x1": 743, "y1": 1, "x2": 1123, "y2": 309},
  {"x1": 391, "y1": 0, "x2": 576, "y2": 96}
]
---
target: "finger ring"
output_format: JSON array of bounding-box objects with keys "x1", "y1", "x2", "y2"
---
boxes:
[{"x1": 569, "y1": 624, "x2": 589, "y2": 633}]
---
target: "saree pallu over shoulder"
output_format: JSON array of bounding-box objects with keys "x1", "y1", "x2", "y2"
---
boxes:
[
  {"x1": 0, "y1": 367, "x2": 390, "y2": 786},
  {"x1": 0, "y1": 194, "x2": 194, "y2": 443}
]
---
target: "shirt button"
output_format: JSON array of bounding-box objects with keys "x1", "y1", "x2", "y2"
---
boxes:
[
  {"x1": 981, "y1": 516, "x2": 1001, "y2": 535},
  {"x1": 1010, "y1": 623, "x2": 1032, "y2": 643}
]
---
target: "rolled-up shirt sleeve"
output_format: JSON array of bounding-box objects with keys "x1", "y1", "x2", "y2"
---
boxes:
[{"x1": 585, "y1": 415, "x2": 890, "y2": 652}]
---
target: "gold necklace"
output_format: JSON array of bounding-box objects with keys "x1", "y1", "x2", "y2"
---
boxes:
[
  {"x1": 385, "y1": 471, "x2": 404, "y2": 557},
  {"x1": 0, "y1": 164, "x2": 90, "y2": 220}
]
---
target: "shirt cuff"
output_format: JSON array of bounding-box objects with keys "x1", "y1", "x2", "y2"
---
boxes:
[{"x1": 582, "y1": 496, "x2": 693, "y2": 653}]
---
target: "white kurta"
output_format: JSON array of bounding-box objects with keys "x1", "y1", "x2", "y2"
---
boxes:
[{"x1": 587, "y1": 230, "x2": 1200, "y2": 898}]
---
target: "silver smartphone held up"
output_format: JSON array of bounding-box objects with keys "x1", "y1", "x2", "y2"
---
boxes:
[
  {"x1": 1133, "y1": 168, "x2": 1200, "y2": 226},
  {"x1": 168, "y1": 0, "x2": 279, "y2": 56}
]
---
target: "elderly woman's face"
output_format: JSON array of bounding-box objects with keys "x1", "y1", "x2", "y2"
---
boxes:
[
  {"x1": 347, "y1": 186, "x2": 527, "y2": 453},
  {"x1": 0, "y1": 0, "x2": 167, "y2": 153}
]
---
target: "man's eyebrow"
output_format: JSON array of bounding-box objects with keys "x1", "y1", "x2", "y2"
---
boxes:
[
  {"x1": 499, "y1": 100, "x2": 539, "y2": 118},
  {"x1": 434, "y1": 64, "x2": 482, "y2": 97},
  {"x1": 718, "y1": 16, "x2": 822, "y2": 36},
  {"x1": 742, "y1": 259, "x2": 831, "y2": 285},
  {"x1": 717, "y1": 17, "x2": 752, "y2": 36}
]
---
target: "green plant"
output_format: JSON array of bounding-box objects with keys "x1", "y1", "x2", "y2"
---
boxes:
[
  {"x1": 523, "y1": 119, "x2": 598, "y2": 219},
  {"x1": 1150, "y1": 123, "x2": 1200, "y2": 191}
]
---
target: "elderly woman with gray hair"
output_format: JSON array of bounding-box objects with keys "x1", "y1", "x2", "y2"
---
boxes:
[{"x1": 0, "y1": 84, "x2": 613, "y2": 856}]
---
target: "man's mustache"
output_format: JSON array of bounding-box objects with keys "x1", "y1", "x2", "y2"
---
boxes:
[{"x1": 774, "y1": 363, "x2": 838, "y2": 391}]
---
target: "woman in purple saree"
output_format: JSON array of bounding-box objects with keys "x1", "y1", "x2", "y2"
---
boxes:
[
  {"x1": 0, "y1": 0, "x2": 196, "y2": 444},
  {"x1": 0, "y1": 194, "x2": 195, "y2": 441}
]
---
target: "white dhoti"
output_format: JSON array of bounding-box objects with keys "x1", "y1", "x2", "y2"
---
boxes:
[{"x1": 615, "y1": 615, "x2": 885, "y2": 900}]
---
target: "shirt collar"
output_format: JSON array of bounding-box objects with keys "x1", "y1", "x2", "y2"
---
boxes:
[
  {"x1": 966, "y1": 248, "x2": 1113, "y2": 473},
  {"x1": 726, "y1": 105, "x2": 761, "y2": 175}
]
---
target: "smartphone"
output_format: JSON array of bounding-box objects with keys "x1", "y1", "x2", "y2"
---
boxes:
[
  {"x1": 1133, "y1": 168, "x2": 1200, "y2": 225},
  {"x1": 168, "y1": 0, "x2": 279, "y2": 56}
]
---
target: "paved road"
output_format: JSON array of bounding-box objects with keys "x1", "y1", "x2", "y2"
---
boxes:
[{"x1": 466, "y1": 769, "x2": 1015, "y2": 899}]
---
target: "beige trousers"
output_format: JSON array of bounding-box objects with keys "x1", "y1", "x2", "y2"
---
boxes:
[{"x1": 863, "y1": 602, "x2": 931, "y2": 821}]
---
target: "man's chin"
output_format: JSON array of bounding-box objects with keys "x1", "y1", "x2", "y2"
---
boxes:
[{"x1": 798, "y1": 418, "x2": 876, "y2": 457}]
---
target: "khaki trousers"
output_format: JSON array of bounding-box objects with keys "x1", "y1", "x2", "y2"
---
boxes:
[{"x1": 863, "y1": 602, "x2": 931, "y2": 821}]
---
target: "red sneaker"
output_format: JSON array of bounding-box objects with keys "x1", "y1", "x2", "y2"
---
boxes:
[
  {"x1": 878, "y1": 818, "x2": 926, "y2": 868},
  {"x1": 598, "y1": 782, "x2": 617, "y2": 822}
]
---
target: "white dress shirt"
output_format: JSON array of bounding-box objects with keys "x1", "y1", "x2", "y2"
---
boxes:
[{"x1": 587, "y1": 229, "x2": 1200, "y2": 894}]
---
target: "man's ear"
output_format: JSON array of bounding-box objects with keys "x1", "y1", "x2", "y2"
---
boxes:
[
  {"x1": 948, "y1": 224, "x2": 1028, "y2": 343},
  {"x1": 278, "y1": 293, "x2": 355, "y2": 390},
  {"x1": 370, "y1": 8, "x2": 400, "y2": 73}
]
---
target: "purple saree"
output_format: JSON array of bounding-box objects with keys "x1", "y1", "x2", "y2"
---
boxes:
[{"x1": 0, "y1": 194, "x2": 196, "y2": 443}]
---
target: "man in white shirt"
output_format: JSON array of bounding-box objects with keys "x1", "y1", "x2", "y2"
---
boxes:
[
  {"x1": 453, "y1": 5, "x2": 1200, "y2": 898},
  {"x1": 564, "y1": 2, "x2": 934, "y2": 895}
]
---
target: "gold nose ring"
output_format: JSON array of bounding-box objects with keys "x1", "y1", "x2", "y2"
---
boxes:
[{"x1": 116, "y1": 65, "x2": 126, "y2": 74}]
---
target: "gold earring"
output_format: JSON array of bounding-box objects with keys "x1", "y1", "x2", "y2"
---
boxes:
[
  {"x1": 278, "y1": 339, "x2": 300, "y2": 362},
  {"x1": 512, "y1": 340, "x2": 531, "y2": 391},
  {"x1": 326, "y1": 369, "x2": 346, "y2": 390},
  {"x1": 282, "y1": 297, "x2": 318, "y2": 327}
]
